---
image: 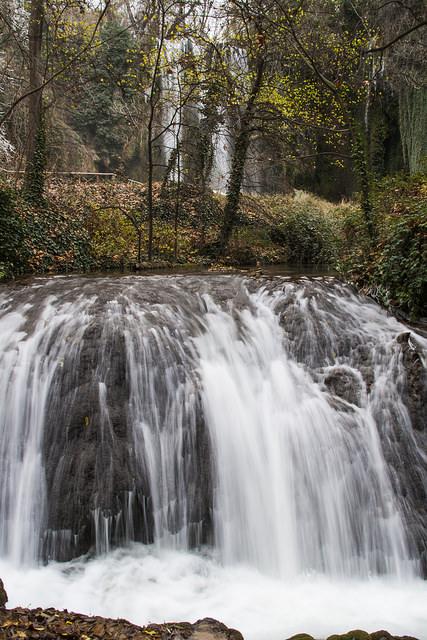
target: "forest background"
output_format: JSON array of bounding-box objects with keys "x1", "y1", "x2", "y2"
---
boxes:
[{"x1": 0, "y1": 0, "x2": 426, "y2": 318}]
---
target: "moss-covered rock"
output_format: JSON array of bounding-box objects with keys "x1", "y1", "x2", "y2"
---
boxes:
[
  {"x1": 326, "y1": 632, "x2": 371, "y2": 640},
  {"x1": 370, "y1": 632, "x2": 395, "y2": 640}
]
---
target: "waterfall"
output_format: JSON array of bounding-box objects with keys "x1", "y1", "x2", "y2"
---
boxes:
[
  {"x1": 210, "y1": 124, "x2": 232, "y2": 193},
  {"x1": 0, "y1": 293, "x2": 92, "y2": 564},
  {"x1": 155, "y1": 1, "x2": 266, "y2": 193},
  {"x1": 197, "y1": 291, "x2": 412, "y2": 578},
  {"x1": 0, "y1": 274, "x2": 425, "y2": 581}
]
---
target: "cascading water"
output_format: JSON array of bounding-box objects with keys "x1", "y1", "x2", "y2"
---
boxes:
[
  {"x1": 0, "y1": 293, "x2": 92, "y2": 564},
  {"x1": 0, "y1": 274, "x2": 426, "y2": 638},
  {"x1": 210, "y1": 124, "x2": 232, "y2": 192},
  {"x1": 197, "y1": 290, "x2": 413, "y2": 578}
]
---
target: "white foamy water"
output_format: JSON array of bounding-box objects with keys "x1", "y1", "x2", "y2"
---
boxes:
[{"x1": 1, "y1": 547, "x2": 427, "y2": 638}]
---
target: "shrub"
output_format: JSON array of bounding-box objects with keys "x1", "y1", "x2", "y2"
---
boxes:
[
  {"x1": 0, "y1": 179, "x2": 94, "y2": 276},
  {"x1": 339, "y1": 174, "x2": 427, "y2": 318},
  {"x1": 87, "y1": 205, "x2": 138, "y2": 268},
  {"x1": 374, "y1": 194, "x2": 426, "y2": 318},
  {"x1": 270, "y1": 191, "x2": 341, "y2": 264}
]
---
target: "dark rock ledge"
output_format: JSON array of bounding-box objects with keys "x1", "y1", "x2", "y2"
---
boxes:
[{"x1": 0, "y1": 579, "x2": 420, "y2": 640}]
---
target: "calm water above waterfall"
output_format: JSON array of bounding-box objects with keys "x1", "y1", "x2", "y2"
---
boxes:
[{"x1": 0, "y1": 274, "x2": 426, "y2": 638}]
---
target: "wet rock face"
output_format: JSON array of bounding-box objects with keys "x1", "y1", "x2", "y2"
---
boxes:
[
  {"x1": 42, "y1": 324, "x2": 142, "y2": 560},
  {"x1": 324, "y1": 368, "x2": 363, "y2": 407},
  {"x1": 277, "y1": 282, "x2": 427, "y2": 576},
  {"x1": 1, "y1": 274, "x2": 427, "y2": 572},
  {"x1": 0, "y1": 579, "x2": 7, "y2": 608},
  {"x1": 397, "y1": 332, "x2": 427, "y2": 432},
  {"x1": 391, "y1": 332, "x2": 427, "y2": 574},
  {"x1": 38, "y1": 287, "x2": 214, "y2": 561}
]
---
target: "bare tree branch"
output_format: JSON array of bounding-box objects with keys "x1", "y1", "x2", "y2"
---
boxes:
[{"x1": 364, "y1": 20, "x2": 427, "y2": 53}]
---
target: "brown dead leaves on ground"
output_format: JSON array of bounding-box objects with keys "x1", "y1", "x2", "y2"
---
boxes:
[{"x1": 0, "y1": 606, "x2": 195, "y2": 640}]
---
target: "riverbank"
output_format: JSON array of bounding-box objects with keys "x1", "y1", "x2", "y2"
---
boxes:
[
  {"x1": 0, "y1": 179, "x2": 344, "y2": 274},
  {"x1": 1, "y1": 173, "x2": 425, "y2": 319}
]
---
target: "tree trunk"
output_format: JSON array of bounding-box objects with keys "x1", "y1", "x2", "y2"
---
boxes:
[
  {"x1": 147, "y1": 128, "x2": 154, "y2": 261},
  {"x1": 24, "y1": 0, "x2": 44, "y2": 191},
  {"x1": 218, "y1": 57, "x2": 265, "y2": 253},
  {"x1": 160, "y1": 147, "x2": 178, "y2": 196},
  {"x1": 351, "y1": 123, "x2": 375, "y2": 242},
  {"x1": 146, "y1": 3, "x2": 166, "y2": 263},
  {"x1": 137, "y1": 227, "x2": 142, "y2": 265}
]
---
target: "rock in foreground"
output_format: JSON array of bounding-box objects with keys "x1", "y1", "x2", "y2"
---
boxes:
[
  {"x1": 0, "y1": 607, "x2": 421, "y2": 640},
  {"x1": 0, "y1": 579, "x2": 7, "y2": 609},
  {"x1": 0, "y1": 606, "x2": 243, "y2": 640}
]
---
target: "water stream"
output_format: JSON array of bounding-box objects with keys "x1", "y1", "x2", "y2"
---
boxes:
[{"x1": 0, "y1": 274, "x2": 426, "y2": 637}]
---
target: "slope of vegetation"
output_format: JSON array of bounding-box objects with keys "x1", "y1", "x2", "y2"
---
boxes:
[
  {"x1": 1, "y1": 174, "x2": 425, "y2": 319},
  {"x1": 339, "y1": 174, "x2": 427, "y2": 319}
]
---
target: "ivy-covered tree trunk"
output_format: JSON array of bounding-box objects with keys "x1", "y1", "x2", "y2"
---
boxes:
[
  {"x1": 351, "y1": 124, "x2": 375, "y2": 242},
  {"x1": 218, "y1": 57, "x2": 265, "y2": 253},
  {"x1": 24, "y1": 0, "x2": 45, "y2": 198},
  {"x1": 146, "y1": 3, "x2": 166, "y2": 263},
  {"x1": 24, "y1": 115, "x2": 46, "y2": 204}
]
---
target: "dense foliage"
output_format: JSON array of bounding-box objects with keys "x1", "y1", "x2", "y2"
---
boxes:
[
  {"x1": 0, "y1": 179, "x2": 91, "y2": 276},
  {"x1": 1, "y1": 172, "x2": 425, "y2": 318},
  {"x1": 269, "y1": 193, "x2": 342, "y2": 264},
  {"x1": 339, "y1": 174, "x2": 427, "y2": 318},
  {"x1": 0, "y1": 184, "x2": 25, "y2": 278}
]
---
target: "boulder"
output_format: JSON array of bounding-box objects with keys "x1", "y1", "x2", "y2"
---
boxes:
[
  {"x1": 326, "y1": 632, "x2": 371, "y2": 640},
  {"x1": 396, "y1": 332, "x2": 426, "y2": 432},
  {"x1": 324, "y1": 368, "x2": 363, "y2": 407},
  {"x1": 0, "y1": 578, "x2": 7, "y2": 608},
  {"x1": 192, "y1": 618, "x2": 244, "y2": 640}
]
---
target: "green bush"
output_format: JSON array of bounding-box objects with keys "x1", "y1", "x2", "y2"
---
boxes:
[
  {"x1": 374, "y1": 205, "x2": 426, "y2": 318},
  {"x1": 87, "y1": 205, "x2": 138, "y2": 268},
  {"x1": 339, "y1": 174, "x2": 427, "y2": 318},
  {"x1": 271, "y1": 192, "x2": 341, "y2": 264}
]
